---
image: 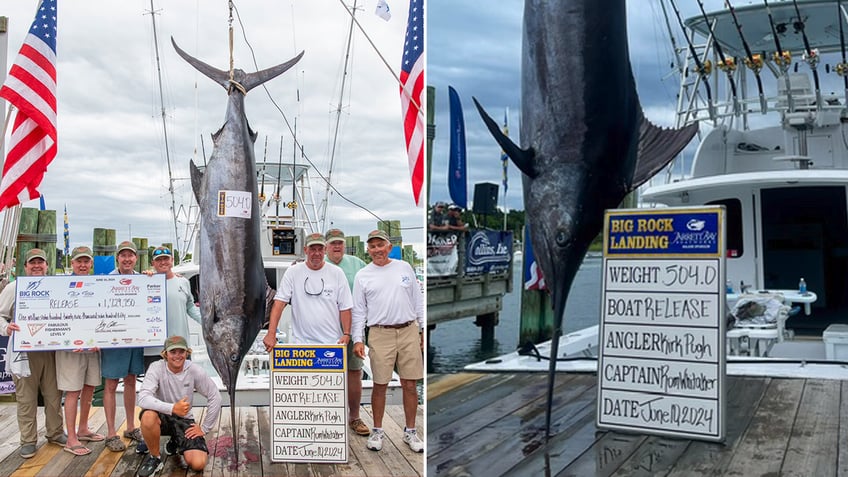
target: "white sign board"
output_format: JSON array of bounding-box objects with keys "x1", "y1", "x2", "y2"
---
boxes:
[
  {"x1": 597, "y1": 207, "x2": 726, "y2": 442},
  {"x1": 12, "y1": 274, "x2": 167, "y2": 351},
  {"x1": 270, "y1": 344, "x2": 348, "y2": 463}
]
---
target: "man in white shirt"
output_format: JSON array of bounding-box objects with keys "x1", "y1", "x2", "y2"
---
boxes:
[
  {"x1": 263, "y1": 232, "x2": 353, "y2": 348},
  {"x1": 352, "y1": 229, "x2": 424, "y2": 453}
]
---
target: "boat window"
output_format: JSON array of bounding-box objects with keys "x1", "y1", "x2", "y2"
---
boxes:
[{"x1": 706, "y1": 198, "x2": 743, "y2": 258}]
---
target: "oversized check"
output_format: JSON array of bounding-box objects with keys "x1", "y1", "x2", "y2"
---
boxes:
[{"x1": 12, "y1": 274, "x2": 168, "y2": 352}]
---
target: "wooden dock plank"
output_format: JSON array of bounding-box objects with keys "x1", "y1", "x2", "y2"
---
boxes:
[
  {"x1": 781, "y1": 379, "x2": 841, "y2": 476},
  {"x1": 718, "y1": 378, "x2": 804, "y2": 475},
  {"x1": 426, "y1": 373, "x2": 485, "y2": 400},
  {"x1": 839, "y1": 381, "x2": 848, "y2": 477},
  {"x1": 558, "y1": 432, "x2": 647, "y2": 477},
  {"x1": 664, "y1": 376, "x2": 767, "y2": 476},
  {"x1": 0, "y1": 401, "x2": 414, "y2": 477}
]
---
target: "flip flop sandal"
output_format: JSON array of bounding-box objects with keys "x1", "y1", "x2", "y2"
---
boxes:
[
  {"x1": 105, "y1": 436, "x2": 126, "y2": 452},
  {"x1": 63, "y1": 445, "x2": 91, "y2": 456},
  {"x1": 78, "y1": 432, "x2": 105, "y2": 442}
]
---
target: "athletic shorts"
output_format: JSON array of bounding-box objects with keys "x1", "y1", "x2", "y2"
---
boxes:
[
  {"x1": 138, "y1": 410, "x2": 209, "y2": 455},
  {"x1": 100, "y1": 347, "x2": 144, "y2": 379},
  {"x1": 367, "y1": 323, "x2": 423, "y2": 384}
]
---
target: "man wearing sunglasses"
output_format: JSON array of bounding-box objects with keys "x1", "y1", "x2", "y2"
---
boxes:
[{"x1": 263, "y1": 232, "x2": 353, "y2": 355}]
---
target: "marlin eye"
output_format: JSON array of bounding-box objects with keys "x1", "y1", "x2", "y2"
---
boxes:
[
  {"x1": 230, "y1": 353, "x2": 239, "y2": 363},
  {"x1": 556, "y1": 230, "x2": 568, "y2": 246}
]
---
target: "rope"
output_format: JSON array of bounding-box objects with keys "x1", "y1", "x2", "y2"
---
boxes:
[{"x1": 228, "y1": 1, "x2": 235, "y2": 84}]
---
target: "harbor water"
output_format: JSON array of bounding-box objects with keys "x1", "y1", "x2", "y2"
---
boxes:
[{"x1": 428, "y1": 254, "x2": 603, "y2": 373}]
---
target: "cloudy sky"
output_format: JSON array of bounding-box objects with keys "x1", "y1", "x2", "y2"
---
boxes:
[
  {"x1": 427, "y1": 0, "x2": 741, "y2": 212},
  {"x1": 0, "y1": 0, "x2": 424, "y2": 257}
]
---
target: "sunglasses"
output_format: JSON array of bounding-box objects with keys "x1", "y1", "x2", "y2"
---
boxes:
[
  {"x1": 153, "y1": 248, "x2": 171, "y2": 257},
  {"x1": 304, "y1": 277, "x2": 325, "y2": 297}
]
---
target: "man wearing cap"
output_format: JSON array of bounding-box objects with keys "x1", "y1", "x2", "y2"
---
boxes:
[
  {"x1": 144, "y1": 246, "x2": 201, "y2": 369},
  {"x1": 101, "y1": 240, "x2": 145, "y2": 452},
  {"x1": 0, "y1": 248, "x2": 66, "y2": 458},
  {"x1": 324, "y1": 228, "x2": 369, "y2": 436},
  {"x1": 447, "y1": 204, "x2": 468, "y2": 231},
  {"x1": 263, "y1": 233, "x2": 353, "y2": 353},
  {"x1": 352, "y1": 230, "x2": 424, "y2": 453},
  {"x1": 428, "y1": 202, "x2": 449, "y2": 231},
  {"x1": 136, "y1": 335, "x2": 221, "y2": 477},
  {"x1": 137, "y1": 245, "x2": 201, "y2": 455},
  {"x1": 55, "y1": 246, "x2": 105, "y2": 456}
]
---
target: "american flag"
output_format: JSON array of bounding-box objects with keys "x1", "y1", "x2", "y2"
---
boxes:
[
  {"x1": 0, "y1": 0, "x2": 58, "y2": 211},
  {"x1": 400, "y1": 0, "x2": 424, "y2": 206}
]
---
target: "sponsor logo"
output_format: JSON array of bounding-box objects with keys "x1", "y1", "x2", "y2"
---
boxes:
[
  {"x1": 323, "y1": 350, "x2": 337, "y2": 358},
  {"x1": 119, "y1": 278, "x2": 133, "y2": 285},
  {"x1": 68, "y1": 282, "x2": 84, "y2": 289},
  {"x1": 26, "y1": 324, "x2": 46, "y2": 336},
  {"x1": 686, "y1": 219, "x2": 706, "y2": 231},
  {"x1": 147, "y1": 296, "x2": 161, "y2": 303},
  {"x1": 73, "y1": 340, "x2": 83, "y2": 346}
]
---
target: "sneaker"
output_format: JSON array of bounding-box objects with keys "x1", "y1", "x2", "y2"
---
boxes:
[
  {"x1": 403, "y1": 429, "x2": 424, "y2": 453},
  {"x1": 47, "y1": 433, "x2": 68, "y2": 445},
  {"x1": 366, "y1": 428, "x2": 384, "y2": 451},
  {"x1": 165, "y1": 438, "x2": 178, "y2": 456},
  {"x1": 136, "y1": 454, "x2": 163, "y2": 477},
  {"x1": 19, "y1": 443, "x2": 36, "y2": 459},
  {"x1": 135, "y1": 439, "x2": 149, "y2": 455}
]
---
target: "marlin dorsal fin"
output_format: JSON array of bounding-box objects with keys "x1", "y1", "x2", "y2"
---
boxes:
[
  {"x1": 473, "y1": 97, "x2": 537, "y2": 178},
  {"x1": 631, "y1": 110, "x2": 698, "y2": 190},
  {"x1": 189, "y1": 159, "x2": 204, "y2": 205}
]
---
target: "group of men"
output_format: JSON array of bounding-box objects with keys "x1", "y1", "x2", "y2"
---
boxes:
[
  {"x1": 0, "y1": 242, "x2": 213, "y2": 477},
  {"x1": 263, "y1": 228, "x2": 425, "y2": 453},
  {"x1": 428, "y1": 201, "x2": 467, "y2": 232},
  {"x1": 0, "y1": 226, "x2": 424, "y2": 475}
]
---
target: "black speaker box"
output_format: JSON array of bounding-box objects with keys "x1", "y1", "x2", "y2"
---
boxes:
[{"x1": 473, "y1": 182, "x2": 499, "y2": 215}]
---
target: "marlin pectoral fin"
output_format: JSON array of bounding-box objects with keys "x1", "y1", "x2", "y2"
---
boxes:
[
  {"x1": 631, "y1": 110, "x2": 698, "y2": 190},
  {"x1": 473, "y1": 97, "x2": 537, "y2": 178},
  {"x1": 189, "y1": 159, "x2": 203, "y2": 205}
]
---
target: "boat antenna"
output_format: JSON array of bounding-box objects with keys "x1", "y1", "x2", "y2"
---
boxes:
[
  {"x1": 792, "y1": 0, "x2": 822, "y2": 111},
  {"x1": 319, "y1": 0, "x2": 359, "y2": 232},
  {"x1": 669, "y1": 0, "x2": 716, "y2": 120},
  {"x1": 837, "y1": 0, "x2": 848, "y2": 105},
  {"x1": 725, "y1": 0, "x2": 767, "y2": 113},
  {"x1": 147, "y1": 0, "x2": 181, "y2": 253},
  {"x1": 695, "y1": 0, "x2": 740, "y2": 116},
  {"x1": 763, "y1": 0, "x2": 795, "y2": 112}
]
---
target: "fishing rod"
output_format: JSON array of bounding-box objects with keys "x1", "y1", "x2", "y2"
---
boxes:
[
  {"x1": 763, "y1": 0, "x2": 795, "y2": 112},
  {"x1": 837, "y1": 0, "x2": 848, "y2": 105},
  {"x1": 792, "y1": 0, "x2": 822, "y2": 110},
  {"x1": 275, "y1": 134, "x2": 284, "y2": 220},
  {"x1": 725, "y1": 0, "x2": 767, "y2": 113},
  {"x1": 696, "y1": 0, "x2": 741, "y2": 116},
  {"x1": 259, "y1": 136, "x2": 268, "y2": 205},
  {"x1": 669, "y1": 0, "x2": 715, "y2": 120}
]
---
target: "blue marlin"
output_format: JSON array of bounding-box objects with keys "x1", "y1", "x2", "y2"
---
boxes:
[
  {"x1": 171, "y1": 38, "x2": 303, "y2": 428},
  {"x1": 474, "y1": 0, "x2": 697, "y2": 437}
]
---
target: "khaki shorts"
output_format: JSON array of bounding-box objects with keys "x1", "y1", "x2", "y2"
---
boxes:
[
  {"x1": 56, "y1": 350, "x2": 101, "y2": 391},
  {"x1": 367, "y1": 323, "x2": 422, "y2": 384},
  {"x1": 347, "y1": 340, "x2": 363, "y2": 372}
]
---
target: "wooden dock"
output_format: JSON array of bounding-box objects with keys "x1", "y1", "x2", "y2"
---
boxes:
[
  {"x1": 0, "y1": 402, "x2": 423, "y2": 477},
  {"x1": 428, "y1": 371, "x2": 848, "y2": 476}
]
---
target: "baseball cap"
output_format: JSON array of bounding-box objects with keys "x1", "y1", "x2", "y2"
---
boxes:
[
  {"x1": 117, "y1": 241, "x2": 137, "y2": 254},
  {"x1": 434, "y1": 201, "x2": 446, "y2": 208},
  {"x1": 25, "y1": 248, "x2": 47, "y2": 263},
  {"x1": 305, "y1": 232, "x2": 325, "y2": 247},
  {"x1": 163, "y1": 335, "x2": 190, "y2": 353},
  {"x1": 152, "y1": 246, "x2": 172, "y2": 259},
  {"x1": 448, "y1": 204, "x2": 462, "y2": 211},
  {"x1": 71, "y1": 246, "x2": 94, "y2": 260},
  {"x1": 325, "y1": 228, "x2": 345, "y2": 244},
  {"x1": 367, "y1": 229, "x2": 390, "y2": 242}
]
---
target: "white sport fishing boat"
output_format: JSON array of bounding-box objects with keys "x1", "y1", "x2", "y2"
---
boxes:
[
  {"x1": 468, "y1": 0, "x2": 848, "y2": 379},
  {"x1": 172, "y1": 163, "x2": 403, "y2": 407}
]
